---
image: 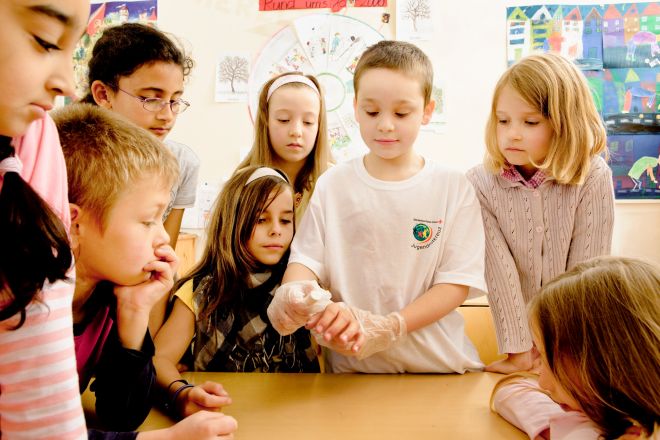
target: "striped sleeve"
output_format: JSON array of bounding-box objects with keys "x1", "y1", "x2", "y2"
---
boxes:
[{"x1": 0, "y1": 279, "x2": 87, "y2": 439}]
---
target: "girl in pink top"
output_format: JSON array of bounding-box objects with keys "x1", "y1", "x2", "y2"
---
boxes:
[
  {"x1": 467, "y1": 53, "x2": 614, "y2": 373},
  {"x1": 0, "y1": 1, "x2": 90, "y2": 438},
  {"x1": 492, "y1": 256, "x2": 659, "y2": 439}
]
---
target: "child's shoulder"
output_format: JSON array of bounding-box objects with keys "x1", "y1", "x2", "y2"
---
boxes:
[{"x1": 164, "y1": 139, "x2": 200, "y2": 167}]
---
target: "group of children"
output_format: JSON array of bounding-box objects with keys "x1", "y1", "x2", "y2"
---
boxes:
[{"x1": 0, "y1": 1, "x2": 658, "y2": 439}]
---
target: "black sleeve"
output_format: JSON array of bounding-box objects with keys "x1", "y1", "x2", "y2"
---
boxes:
[
  {"x1": 91, "y1": 326, "x2": 157, "y2": 432},
  {"x1": 88, "y1": 429, "x2": 138, "y2": 440}
]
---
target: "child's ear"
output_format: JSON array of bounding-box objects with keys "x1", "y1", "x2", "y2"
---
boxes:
[
  {"x1": 69, "y1": 203, "x2": 82, "y2": 250},
  {"x1": 421, "y1": 99, "x2": 436, "y2": 125},
  {"x1": 90, "y1": 80, "x2": 114, "y2": 109}
]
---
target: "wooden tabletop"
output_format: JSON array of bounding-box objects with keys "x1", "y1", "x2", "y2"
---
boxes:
[{"x1": 139, "y1": 371, "x2": 525, "y2": 439}]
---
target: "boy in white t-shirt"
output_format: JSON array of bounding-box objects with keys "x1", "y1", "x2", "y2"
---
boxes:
[{"x1": 269, "y1": 40, "x2": 487, "y2": 373}]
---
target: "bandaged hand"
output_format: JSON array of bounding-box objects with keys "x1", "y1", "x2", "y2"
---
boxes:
[{"x1": 267, "y1": 280, "x2": 332, "y2": 335}]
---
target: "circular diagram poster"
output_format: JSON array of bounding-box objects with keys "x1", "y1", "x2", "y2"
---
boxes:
[{"x1": 248, "y1": 14, "x2": 384, "y2": 162}]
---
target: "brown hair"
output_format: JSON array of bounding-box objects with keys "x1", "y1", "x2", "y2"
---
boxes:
[
  {"x1": 484, "y1": 52, "x2": 606, "y2": 185},
  {"x1": 238, "y1": 72, "x2": 330, "y2": 196},
  {"x1": 353, "y1": 40, "x2": 434, "y2": 105},
  {"x1": 172, "y1": 166, "x2": 294, "y2": 321},
  {"x1": 52, "y1": 103, "x2": 179, "y2": 228},
  {"x1": 529, "y1": 256, "x2": 660, "y2": 439}
]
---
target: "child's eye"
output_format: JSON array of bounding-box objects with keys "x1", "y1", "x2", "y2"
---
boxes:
[
  {"x1": 497, "y1": 119, "x2": 508, "y2": 124},
  {"x1": 303, "y1": 121, "x2": 315, "y2": 126},
  {"x1": 525, "y1": 120, "x2": 540, "y2": 126},
  {"x1": 256, "y1": 217, "x2": 267, "y2": 224},
  {"x1": 34, "y1": 36, "x2": 61, "y2": 52},
  {"x1": 280, "y1": 218, "x2": 292, "y2": 225},
  {"x1": 395, "y1": 113, "x2": 409, "y2": 118},
  {"x1": 277, "y1": 119, "x2": 289, "y2": 123},
  {"x1": 142, "y1": 221, "x2": 156, "y2": 227},
  {"x1": 366, "y1": 111, "x2": 378, "y2": 117}
]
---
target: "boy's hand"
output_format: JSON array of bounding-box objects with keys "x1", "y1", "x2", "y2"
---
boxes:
[
  {"x1": 178, "y1": 381, "x2": 232, "y2": 418},
  {"x1": 306, "y1": 302, "x2": 364, "y2": 355},
  {"x1": 114, "y1": 245, "x2": 178, "y2": 350}
]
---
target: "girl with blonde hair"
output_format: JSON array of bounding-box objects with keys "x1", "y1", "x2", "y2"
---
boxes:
[
  {"x1": 492, "y1": 256, "x2": 660, "y2": 439},
  {"x1": 467, "y1": 52, "x2": 615, "y2": 373},
  {"x1": 237, "y1": 72, "x2": 331, "y2": 221}
]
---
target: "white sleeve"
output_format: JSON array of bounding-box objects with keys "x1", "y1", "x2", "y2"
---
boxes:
[
  {"x1": 288, "y1": 181, "x2": 327, "y2": 283},
  {"x1": 433, "y1": 176, "x2": 487, "y2": 296}
]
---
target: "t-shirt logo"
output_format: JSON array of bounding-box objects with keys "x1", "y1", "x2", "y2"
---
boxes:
[
  {"x1": 413, "y1": 223, "x2": 432, "y2": 242},
  {"x1": 411, "y1": 218, "x2": 443, "y2": 250}
]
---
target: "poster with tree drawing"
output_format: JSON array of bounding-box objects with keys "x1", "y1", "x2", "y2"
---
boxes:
[{"x1": 215, "y1": 53, "x2": 250, "y2": 102}]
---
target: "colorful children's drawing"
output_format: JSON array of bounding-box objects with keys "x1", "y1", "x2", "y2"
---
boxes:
[
  {"x1": 506, "y1": 5, "x2": 604, "y2": 70},
  {"x1": 248, "y1": 13, "x2": 383, "y2": 162},
  {"x1": 608, "y1": 134, "x2": 660, "y2": 199},
  {"x1": 73, "y1": 0, "x2": 158, "y2": 98},
  {"x1": 602, "y1": 3, "x2": 660, "y2": 68}
]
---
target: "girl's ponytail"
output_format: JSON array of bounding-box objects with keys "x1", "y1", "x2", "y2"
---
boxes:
[{"x1": 0, "y1": 137, "x2": 72, "y2": 329}]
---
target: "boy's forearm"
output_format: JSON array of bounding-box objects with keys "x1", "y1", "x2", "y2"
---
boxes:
[
  {"x1": 116, "y1": 309, "x2": 149, "y2": 350},
  {"x1": 400, "y1": 283, "x2": 468, "y2": 333},
  {"x1": 282, "y1": 262, "x2": 319, "y2": 284}
]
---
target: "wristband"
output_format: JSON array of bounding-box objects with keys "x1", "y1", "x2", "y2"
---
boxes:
[
  {"x1": 166, "y1": 383, "x2": 194, "y2": 418},
  {"x1": 167, "y1": 379, "x2": 189, "y2": 394}
]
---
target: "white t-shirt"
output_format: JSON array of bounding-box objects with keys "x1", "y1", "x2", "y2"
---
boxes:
[
  {"x1": 289, "y1": 156, "x2": 487, "y2": 373},
  {"x1": 164, "y1": 139, "x2": 200, "y2": 218}
]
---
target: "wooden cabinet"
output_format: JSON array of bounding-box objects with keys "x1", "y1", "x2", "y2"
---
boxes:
[{"x1": 174, "y1": 233, "x2": 197, "y2": 278}]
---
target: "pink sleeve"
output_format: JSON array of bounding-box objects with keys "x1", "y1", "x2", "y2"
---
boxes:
[
  {"x1": 12, "y1": 114, "x2": 71, "y2": 232},
  {"x1": 0, "y1": 279, "x2": 87, "y2": 439},
  {"x1": 492, "y1": 378, "x2": 565, "y2": 439}
]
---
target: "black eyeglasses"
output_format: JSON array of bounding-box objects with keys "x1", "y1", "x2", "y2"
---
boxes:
[{"x1": 117, "y1": 87, "x2": 190, "y2": 114}]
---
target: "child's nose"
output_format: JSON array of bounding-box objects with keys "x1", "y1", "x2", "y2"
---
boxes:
[
  {"x1": 377, "y1": 116, "x2": 394, "y2": 132},
  {"x1": 269, "y1": 222, "x2": 282, "y2": 236},
  {"x1": 154, "y1": 222, "x2": 170, "y2": 247},
  {"x1": 289, "y1": 121, "x2": 303, "y2": 137},
  {"x1": 47, "y1": 54, "x2": 76, "y2": 99}
]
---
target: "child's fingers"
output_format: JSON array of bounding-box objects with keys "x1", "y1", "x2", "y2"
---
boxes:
[
  {"x1": 305, "y1": 311, "x2": 323, "y2": 329},
  {"x1": 334, "y1": 318, "x2": 362, "y2": 345},
  {"x1": 154, "y1": 245, "x2": 179, "y2": 270},
  {"x1": 143, "y1": 258, "x2": 174, "y2": 282},
  {"x1": 321, "y1": 311, "x2": 353, "y2": 341},
  {"x1": 189, "y1": 387, "x2": 232, "y2": 410}
]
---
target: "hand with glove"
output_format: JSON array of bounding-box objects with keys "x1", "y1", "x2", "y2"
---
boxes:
[
  {"x1": 308, "y1": 305, "x2": 407, "y2": 359},
  {"x1": 267, "y1": 280, "x2": 332, "y2": 335}
]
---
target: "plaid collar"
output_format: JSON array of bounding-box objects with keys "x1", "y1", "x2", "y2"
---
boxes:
[{"x1": 500, "y1": 165, "x2": 547, "y2": 189}]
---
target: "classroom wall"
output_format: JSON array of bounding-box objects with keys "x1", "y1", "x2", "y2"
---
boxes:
[{"x1": 156, "y1": 0, "x2": 660, "y2": 264}]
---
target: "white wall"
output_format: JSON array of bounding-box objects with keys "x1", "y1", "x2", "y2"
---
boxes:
[{"x1": 156, "y1": 0, "x2": 660, "y2": 263}]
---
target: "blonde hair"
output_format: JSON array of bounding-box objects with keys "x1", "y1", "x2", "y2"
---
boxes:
[
  {"x1": 529, "y1": 256, "x2": 660, "y2": 439},
  {"x1": 353, "y1": 40, "x2": 434, "y2": 105},
  {"x1": 238, "y1": 72, "x2": 330, "y2": 195},
  {"x1": 172, "y1": 166, "x2": 293, "y2": 321},
  {"x1": 484, "y1": 52, "x2": 607, "y2": 184},
  {"x1": 53, "y1": 103, "x2": 179, "y2": 228}
]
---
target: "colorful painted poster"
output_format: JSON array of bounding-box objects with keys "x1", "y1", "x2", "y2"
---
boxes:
[
  {"x1": 602, "y1": 3, "x2": 660, "y2": 68},
  {"x1": 608, "y1": 134, "x2": 660, "y2": 199},
  {"x1": 73, "y1": 0, "x2": 158, "y2": 98},
  {"x1": 248, "y1": 13, "x2": 384, "y2": 162},
  {"x1": 506, "y1": 5, "x2": 604, "y2": 70}
]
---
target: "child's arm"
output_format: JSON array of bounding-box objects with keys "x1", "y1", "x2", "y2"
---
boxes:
[
  {"x1": 566, "y1": 159, "x2": 614, "y2": 270},
  {"x1": 114, "y1": 245, "x2": 178, "y2": 350},
  {"x1": 163, "y1": 208, "x2": 185, "y2": 249},
  {"x1": 467, "y1": 169, "x2": 534, "y2": 372},
  {"x1": 93, "y1": 245, "x2": 178, "y2": 430},
  {"x1": 153, "y1": 298, "x2": 232, "y2": 418}
]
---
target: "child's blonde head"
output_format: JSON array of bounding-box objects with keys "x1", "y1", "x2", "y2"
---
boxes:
[
  {"x1": 485, "y1": 53, "x2": 606, "y2": 184},
  {"x1": 175, "y1": 166, "x2": 294, "y2": 320},
  {"x1": 240, "y1": 72, "x2": 330, "y2": 195},
  {"x1": 529, "y1": 256, "x2": 660, "y2": 439},
  {"x1": 353, "y1": 40, "x2": 434, "y2": 106},
  {"x1": 53, "y1": 103, "x2": 179, "y2": 228}
]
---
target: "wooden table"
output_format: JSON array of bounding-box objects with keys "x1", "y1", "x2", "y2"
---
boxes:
[{"x1": 139, "y1": 372, "x2": 525, "y2": 439}]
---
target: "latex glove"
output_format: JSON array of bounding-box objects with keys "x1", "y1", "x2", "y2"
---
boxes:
[
  {"x1": 267, "y1": 280, "x2": 332, "y2": 335},
  {"x1": 330, "y1": 307, "x2": 406, "y2": 360}
]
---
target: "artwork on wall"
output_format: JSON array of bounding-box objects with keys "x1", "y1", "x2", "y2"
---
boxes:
[
  {"x1": 506, "y1": 3, "x2": 660, "y2": 200},
  {"x1": 73, "y1": 0, "x2": 158, "y2": 98},
  {"x1": 215, "y1": 52, "x2": 250, "y2": 102},
  {"x1": 248, "y1": 13, "x2": 384, "y2": 162}
]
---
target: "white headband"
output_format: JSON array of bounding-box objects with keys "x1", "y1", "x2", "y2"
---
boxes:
[
  {"x1": 245, "y1": 167, "x2": 287, "y2": 186},
  {"x1": 266, "y1": 74, "x2": 320, "y2": 101},
  {"x1": 0, "y1": 156, "x2": 22, "y2": 177}
]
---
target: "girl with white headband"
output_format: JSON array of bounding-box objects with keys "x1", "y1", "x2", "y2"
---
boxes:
[
  {"x1": 237, "y1": 72, "x2": 331, "y2": 224},
  {"x1": 154, "y1": 165, "x2": 320, "y2": 419}
]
